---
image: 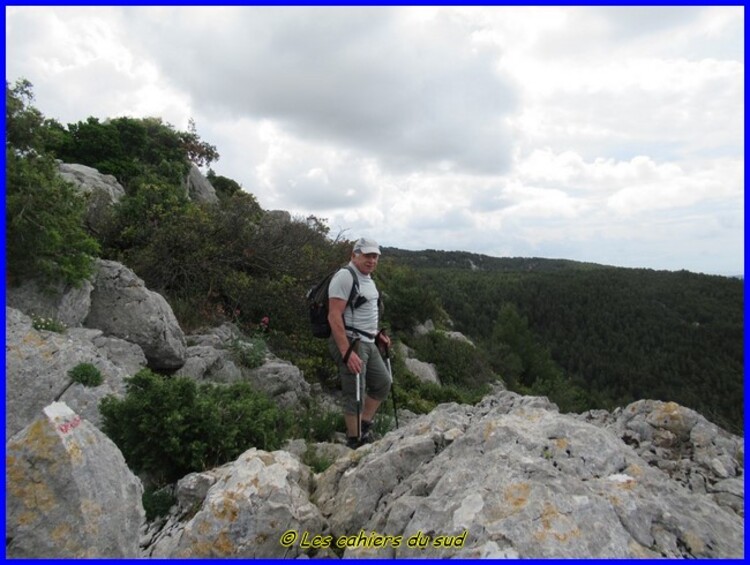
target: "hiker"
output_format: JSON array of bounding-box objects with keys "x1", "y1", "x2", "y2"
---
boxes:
[
  {"x1": 328, "y1": 237, "x2": 391, "y2": 449},
  {"x1": 259, "y1": 316, "x2": 270, "y2": 333}
]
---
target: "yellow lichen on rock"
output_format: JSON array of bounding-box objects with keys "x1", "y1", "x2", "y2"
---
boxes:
[
  {"x1": 533, "y1": 503, "x2": 581, "y2": 543},
  {"x1": 504, "y1": 483, "x2": 530, "y2": 510}
]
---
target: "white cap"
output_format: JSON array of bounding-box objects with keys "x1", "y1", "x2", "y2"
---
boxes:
[{"x1": 353, "y1": 237, "x2": 381, "y2": 255}]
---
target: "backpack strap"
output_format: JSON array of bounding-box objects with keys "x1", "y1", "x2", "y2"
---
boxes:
[
  {"x1": 343, "y1": 265, "x2": 359, "y2": 312},
  {"x1": 341, "y1": 266, "x2": 377, "y2": 341}
]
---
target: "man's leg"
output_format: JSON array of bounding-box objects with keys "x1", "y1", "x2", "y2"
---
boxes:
[
  {"x1": 343, "y1": 413, "x2": 360, "y2": 438},
  {"x1": 330, "y1": 338, "x2": 362, "y2": 442},
  {"x1": 358, "y1": 342, "x2": 391, "y2": 439},
  {"x1": 362, "y1": 396, "x2": 382, "y2": 423},
  {"x1": 332, "y1": 340, "x2": 391, "y2": 445}
]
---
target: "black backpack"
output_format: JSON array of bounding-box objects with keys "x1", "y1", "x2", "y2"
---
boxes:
[{"x1": 306, "y1": 266, "x2": 360, "y2": 339}]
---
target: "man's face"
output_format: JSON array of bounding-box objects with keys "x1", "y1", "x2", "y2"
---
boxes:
[{"x1": 352, "y1": 252, "x2": 380, "y2": 275}]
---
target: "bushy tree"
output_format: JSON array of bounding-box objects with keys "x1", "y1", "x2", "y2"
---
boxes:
[
  {"x1": 408, "y1": 331, "x2": 496, "y2": 390},
  {"x1": 6, "y1": 79, "x2": 44, "y2": 151},
  {"x1": 43, "y1": 115, "x2": 218, "y2": 190},
  {"x1": 6, "y1": 79, "x2": 100, "y2": 286},
  {"x1": 180, "y1": 118, "x2": 220, "y2": 168},
  {"x1": 206, "y1": 168, "x2": 242, "y2": 200},
  {"x1": 376, "y1": 261, "x2": 447, "y2": 332}
]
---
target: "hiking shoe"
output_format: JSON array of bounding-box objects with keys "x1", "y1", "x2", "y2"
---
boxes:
[
  {"x1": 346, "y1": 436, "x2": 365, "y2": 450},
  {"x1": 361, "y1": 420, "x2": 378, "y2": 442}
]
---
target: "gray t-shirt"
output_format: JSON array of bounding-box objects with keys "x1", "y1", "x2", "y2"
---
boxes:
[{"x1": 328, "y1": 262, "x2": 380, "y2": 342}]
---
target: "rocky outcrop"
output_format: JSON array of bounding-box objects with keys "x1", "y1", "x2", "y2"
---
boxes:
[
  {"x1": 397, "y1": 342, "x2": 440, "y2": 385},
  {"x1": 6, "y1": 389, "x2": 744, "y2": 558},
  {"x1": 6, "y1": 277, "x2": 93, "y2": 328},
  {"x1": 404, "y1": 358, "x2": 440, "y2": 385},
  {"x1": 175, "y1": 346, "x2": 243, "y2": 383},
  {"x1": 264, "y1": 210, "x2": 292, "y2": 224},
  {"x1": 5, "y1": 258, "x2": 187, "y2": 436},
  {"x1": 145, "y1": 449, "x2": 325, "y2": 558},
  {"x1": 5, "y1": 307, "x2": 146, "y2": 441},
  {"x1": 58, "y1": 162, "x2": 126, "y2": 234},
  {"x1": 242, "y1": 354, "x2": 312, "y2": 410},
  {"x1": 582, "y1": 400, "x2": 745, "y2": 517},
  {"x1": 183, "y1": 163, "x2": 219, "y2": 205},
  {"x1": 186, "y1": 323, "x2": 243, "y2": 349},
  {"x1": 174, "y1": 335, "x2": 313, "y2": 413},
  {"x1": 314, "y1": 391, "x2": 743, "y2": 558},
  {"x1": 85, "y1": 260, "x2": 187, "y2": 370},
  {"x1": 442, "y1": 330, "x2": 474, "y2": 346},
  {"x1": 6, "y1": 402, "x2": 144, "y2": 558},
  {"x1": 177, "y1": 325, "x2": 312, "y2": 410},
  {"x1": 6, "y1": 259, "x2": 187, "y2": 372},
  {"x1": 413, "y1": 320, "x2": 474, "y2": 346},
  {"x1": 177, "y1": 324, "x2": 244, "y2": 382}
]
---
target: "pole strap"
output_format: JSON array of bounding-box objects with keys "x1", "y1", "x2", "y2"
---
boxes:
[{"x1": 343, "y1": 338, "x2": 360, "y2": 365}]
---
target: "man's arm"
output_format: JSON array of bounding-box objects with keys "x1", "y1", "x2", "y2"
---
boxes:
[{"x1": 329, "y1": 297, "x2": 362, "y2": 374}]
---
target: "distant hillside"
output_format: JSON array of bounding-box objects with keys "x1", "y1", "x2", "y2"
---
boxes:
[
  {"x1": 383, "y1": 247, "x2": 610, "y2": 272},
  {"x1": 384, "y1": 248, "x2": 744, "y2": 435}
]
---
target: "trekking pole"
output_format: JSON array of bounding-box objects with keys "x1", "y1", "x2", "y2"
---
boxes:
[
  {"x1": 384, "y1": 347, "x2": 399, "y2": 430},
  {"x1": 355, "y1": 371, "x2": 362, "y2": 440}
]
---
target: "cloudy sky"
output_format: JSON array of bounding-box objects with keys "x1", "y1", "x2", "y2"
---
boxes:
[{"x1": 5, "y1": 6, "x2": 744, "y2": 276}]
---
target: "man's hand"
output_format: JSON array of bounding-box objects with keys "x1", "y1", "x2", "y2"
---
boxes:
[
  {"x1": 377, "y1": 329, "x2": 391, "y2": 355},
  {"x1": 346, "y1": 351, "x2": 363, "y2": 374}
]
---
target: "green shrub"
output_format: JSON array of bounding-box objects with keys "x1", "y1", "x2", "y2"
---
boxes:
[
  {"x1": 301, "y1": 446, "x2": 334, "y2": 474},
  {"x1": 68, "y1": 362, "x2": 103, "y2": 387},
  {"x1": 43, "y1": 115, "x2": 217, "y2": 190},
  {"x1": 142, "y1": 487, "x2": 176, "y2": 522},
  {"x1": 385, "y1": 348, "x2": 489, "y2": 415},
  {"x1": 372, "y1": 409, "x2": 395, "y2": 437},
  {"x1": 31, "y1": 314, "x2": 67, "y2": 333},
  {"x1": 266, "y1": 332, "x2": 336, "y2": 387},
  {"x1": 292, "y1": 401, "x2": 346, "y2": 443},
  {"x1": 408, "y1": 331, "x2": 495, "y2": 389},
  {"x1": 229, "y1": 337, "x2": 268, "y2": 369},
  {"x1": 99, "y1": 369, "x2": 292, "y2": 486},
  {"x1": 6, "y1": 149, "x2": 99, "y2": 287},
  {"x1": 376, "y1": 261, "x2": 448, "y2": 332}
]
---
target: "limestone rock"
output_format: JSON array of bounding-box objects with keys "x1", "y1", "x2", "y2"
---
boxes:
[
  {"x1": 6, "y1": 402, "x2": 144, "y2": 557},
  {"x1": 84, "y1": 260, "x2": 187, "y2": 369},
  {"x1": 314, "y1": 391, "x2": 743, "y2": 558},
  {"x1": 147, "y1": 449, "x2": 325, "y2": 558},
  {"x1": 5, "y1": 307, "x2": 145, "y2": 441},
  {"x1": 6, "y1": 277, "x2": 93, "y2": 328},
  {"x1": 404, "y1": 357, "x2": 440, "y2": 385},
  {"x1": 58, "y1": 162, "x2": 125, "y2": 234},
  {"x1": 397, "y1": 340, "x2": 440, "y2": 385},
  {"x1": 442, "y1": 330, "x2": 474, "y2": 346},
  {"x1": 174, "y1": 346, "x2": 242, "y2": 383},
  {"x1": 414, "y1": 319, "x2": 436, "y2": 336},
  {"x1": 186, "y1": 323, "x2": 243, "y2": 349},
  {"x1": 243, "y1": 354, "x2": 312, "y2": 410},
  {"x1": 413, "y1": 321, "x2": 474, "y2": 346},
  {"x1": 602, "y1": 399, "x2": 744, "y2": 516},
  {"x1": 264, "y1": 210, "x2": 292, "y2": 224},
  {"x1": 58, "y1": 162, "x2": 125, "y2": 202},
  {"x1": 183, "y1": 163, "x2": 219, "y2": 205}
]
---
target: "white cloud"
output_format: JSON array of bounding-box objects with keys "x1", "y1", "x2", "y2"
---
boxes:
[
  {"x1": 607, "y1": 157, "x2": 743, "y2": 216},
  {"x1": 113, "y1": 6, "x2": 519, "y2": 175}
]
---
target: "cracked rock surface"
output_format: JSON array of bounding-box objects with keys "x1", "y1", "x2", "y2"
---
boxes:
[{"x1": 311, "y1": 391, "x2": 743, "y2": 558}]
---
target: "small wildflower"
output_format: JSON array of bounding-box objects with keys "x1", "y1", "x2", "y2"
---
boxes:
[{"x1": 31, "y1": 314, "x2": 67, "y2": 333}]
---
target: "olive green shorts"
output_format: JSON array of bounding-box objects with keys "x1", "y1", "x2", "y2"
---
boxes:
[{"x1": 329, "y1": 339, "x2": 392, "y2": 414}]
